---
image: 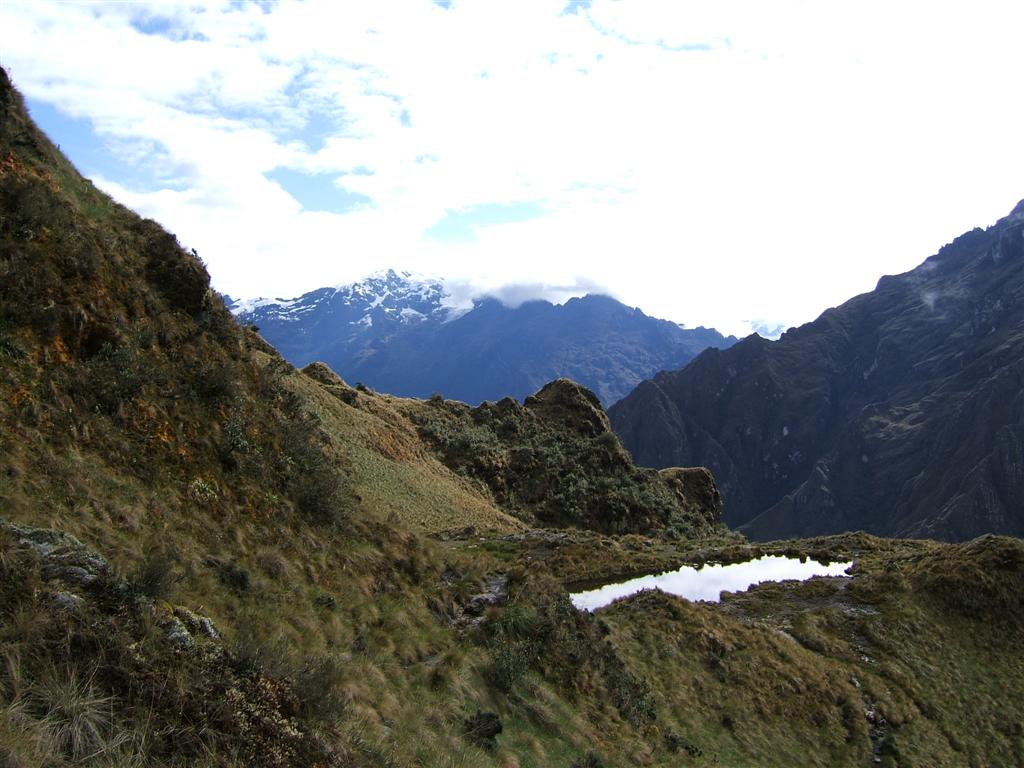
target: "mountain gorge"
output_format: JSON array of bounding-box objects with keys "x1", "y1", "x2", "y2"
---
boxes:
[
  {"x1": 233, "y1": 273, "x2": 736, "y2": 407},
  {"x1": 4, "y1": 65, "x2": 1024, "y2": 768},
  {"x1": 611, "y1": 203, "x2": 1024, "y2": 541}
]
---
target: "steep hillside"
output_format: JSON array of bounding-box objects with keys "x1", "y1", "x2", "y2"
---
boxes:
[
  {"x1": 610, "y1": 202, "x2": 1024, "y2": 541},
  {"x1": 0, "y1": 65, "x2": 723, "y2": 766},
  {"x1": 235, "y1": 279, "x2": 736, "y2": 407},
  {"x1": 0, "y1": 65, "x2": 496, "y2": 765},
  {"x1": 4, "y1": 66, "x2": 1024, "y2": 768}
]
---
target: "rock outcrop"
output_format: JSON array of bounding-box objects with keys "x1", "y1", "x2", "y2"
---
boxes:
[{"x1": 404, "y1": 378, "x2": 725, "y2": 536}]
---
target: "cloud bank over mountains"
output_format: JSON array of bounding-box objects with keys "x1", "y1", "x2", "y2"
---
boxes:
[{"x1": 2, "y1": 0, "x2": 1022, "y2": 337}]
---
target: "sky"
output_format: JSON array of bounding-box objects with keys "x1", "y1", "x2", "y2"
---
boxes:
[{"x1": 1, "y1": 1, "x2": 1022, "y2": 337}]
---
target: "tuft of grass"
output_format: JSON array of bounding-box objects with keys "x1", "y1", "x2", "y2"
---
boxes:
[
  {"x1": 31, "y1": 666, "x2": 112, "y2": 761},
  {"x1": 0, "y1": 329, "x2": 26, "y2": 359},
  {"x1": 0, "y1": 698, "x2": 61, "y2": 768}
]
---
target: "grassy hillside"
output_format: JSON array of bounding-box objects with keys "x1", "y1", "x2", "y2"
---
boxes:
[
  {"x1": 2, "y1": 66, "x2": 1024, "y2": 768},
  {"x1": 0, "y1": 64, "x2": 726, "y2": 766}
]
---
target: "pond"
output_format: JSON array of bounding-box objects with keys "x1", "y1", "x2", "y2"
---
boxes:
[{"x1": 570, "y1": 555, "x2": 853, "y2": 612}]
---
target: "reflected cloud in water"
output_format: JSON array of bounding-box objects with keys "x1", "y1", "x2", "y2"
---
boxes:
[{"x1": 571, "y1": 555, "x2": 853, "y2": 612}]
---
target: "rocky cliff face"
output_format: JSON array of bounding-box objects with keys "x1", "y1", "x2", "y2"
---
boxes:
[
  {"x1": 610, "y1": 202, "x2": 1024, "y2": 541},
  {"x1": 235, "y1": 280, "x2": 736, "y2": 407}
]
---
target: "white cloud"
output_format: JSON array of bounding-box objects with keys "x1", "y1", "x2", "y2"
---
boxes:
[{"x1": 1, "y1": 0, "x2": 1022, "y2": 336}]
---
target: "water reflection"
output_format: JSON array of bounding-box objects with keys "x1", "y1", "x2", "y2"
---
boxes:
[{"x1": 570, "y1": 555, "x2": 853, "y2": 612}]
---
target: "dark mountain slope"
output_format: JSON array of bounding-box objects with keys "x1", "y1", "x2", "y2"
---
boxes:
[
  {"x1": 236, "y1": 280, "x2": 736, "y2": 406},
  {"x1": 611, "y1": 203, "x2": 1024, "y2": 541}
]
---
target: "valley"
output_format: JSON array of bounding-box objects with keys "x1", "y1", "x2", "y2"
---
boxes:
[{"x1": 1, "y1": 65, "x2": 1023, "y2": 768}]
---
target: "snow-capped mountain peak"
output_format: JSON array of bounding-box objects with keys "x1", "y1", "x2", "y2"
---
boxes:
[{"x1": 230, "y1": 269, "x2": 458, "y2": 338}]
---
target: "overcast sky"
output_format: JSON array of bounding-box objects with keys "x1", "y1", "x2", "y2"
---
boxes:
[{"x1": 2, "y1": 1, "x2": 1022, "y2": 336}]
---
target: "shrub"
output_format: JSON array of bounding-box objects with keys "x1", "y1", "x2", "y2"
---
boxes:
[
  {"x1": 280, "y1": 416, "x2": 351, "y2": 526},
  {"x1": 485, "y1": 637, "x2": 537, "y2": 693},
  {"x1": 290, "y1": 466, "x2": 347, "y2": 526},
  {"x1": 128, "y1": 552, "x2": 178, "y2": 601},
  {"x1": 664, "y1": 729, "x2": 703, "y2": 756},
  {"x1": 605, "y1": 659, "x2": 655, "y2": 727},
  {"x1": 198, "y1": 300, "x2": 240, "y2": 346},
  {"x1": 217, "y1": 560, "x2": 252, "y2": 594},
  {"x1": 463, "y1": 711, "x2": 502, "y2": 750},
  {"x1": 192, "y1": 361, "x2": 237, "y2": 402},
  {"x1": 139, "y1": 220, "x2": 210, "y2": 316},
  {"x1": 72, "y1": 341, "x2": 144, "y2": 415},
  {"x1": 188, "y1": 478, "x2": 218, "y2": 503},
  {"x1": 221, "y1": 409, "x2": 257, "y2": 471}
]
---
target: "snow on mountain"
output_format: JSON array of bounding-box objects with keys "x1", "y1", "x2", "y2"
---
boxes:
[
  {"x1": 229, "y1": 296, "x2": 301, "y2": 315},
  {"x1": 231, "y1": 269, "x2": 451, "y2": 327},
  {"x1": 232, "y1": 270, "x2": 739, "y2": 407}
]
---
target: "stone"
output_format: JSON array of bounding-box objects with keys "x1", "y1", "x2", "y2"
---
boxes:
[{"x1": 53, "y1": 591, "x2": 84, "y2": 611}]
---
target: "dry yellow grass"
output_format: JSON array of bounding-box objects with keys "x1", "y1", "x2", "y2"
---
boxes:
[{"x1": 285, "y1": 363, "x2": 527, "y2": 535}]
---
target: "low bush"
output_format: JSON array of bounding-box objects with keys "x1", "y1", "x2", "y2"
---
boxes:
[
  {"x1": 191, "y1": 360, "x2": 238, "y2": 403},
  {"x1": 280, "y1": 415, "x2": 352, "y2": 527},
  {"x1": 71, "y1": 341, "x2": 145, "y2": 415},
  {"x1": 217, "y1": 560, "x2": 252, "y2": 594},
  {"x1": 128, "y1": 551, "x2": 178, "y2": 601},
  {"x1": 463, "y1": 710, "x2": 502, "y2": 750}
]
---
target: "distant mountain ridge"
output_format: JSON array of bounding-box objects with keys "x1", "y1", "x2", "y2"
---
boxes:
[
  {"x1": 610, "y1": 201, "x2": 1024, "y2": 542},
  {"x1": 232, "y1": 271, "x2": 737, "y2": 406}
]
